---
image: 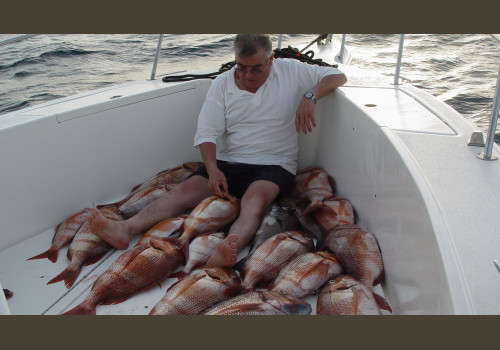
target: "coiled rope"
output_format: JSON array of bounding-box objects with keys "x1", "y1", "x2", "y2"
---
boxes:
[{"x1": 162, "y1": 38, "x2": 338, "y2": 83}]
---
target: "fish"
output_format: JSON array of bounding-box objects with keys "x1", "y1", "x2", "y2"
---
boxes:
[
  {"x1": 290, "y1": 166, "x2": 336, "y2": 216},
  {"x1": 62, "y1": 238, "x2": 184, "y2": 315},
  {"x1": 171, "y1": 231, "x2": 226, "y2": 280},
  {"x1": 270, "y1": 251, "x2": 344, "y2": 298},
  {"x1": 226, "y1": 230, "x2": 314, "y2": 296},
  {"x1": 27, "y1": 208, "x2": 90, "y2": 263},
  {"x1": 135, "y1": 215, "x2": 187, "y2": 247},
  {"x1": 129, "y1": 162, "x2": 202, "y2": 196},
  {"x1": 322, "y1": 224, "x2": 383, "y2": 288},
  {"x1": 149, "y1": 267, "x2": 241, "y2": 315},
  {"x1": 234, "y1": 200, "x2": 300, "y2": 270},
  {"x1": 169, "y1": 193, "x2": 240, "y2": 261},
  {"x1": 118, "y1": 184, "x2": 174, "y2": 219},
  {"x1": 203, "y1": 290, "x2": 312, "y2": 315},
  {"x1": 291, "y1": 199, "x2": 325, "y2": 249},
  {"x1": 47, "y1": 207, "x2": 123, "y2": 289},
  {"x1": 313, "y1": 197, "x2": 355, "y2": 234},
  {"x1": 322, "y1": 224, "x2": 392, "y2": 312},
  {"x1": 316, "y1": 275, "x2": 382, "y2": 315}
]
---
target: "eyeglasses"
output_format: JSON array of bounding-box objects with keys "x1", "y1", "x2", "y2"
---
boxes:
[{"x1": 234, "y1": 58, "x2": 269, "y2": 75}]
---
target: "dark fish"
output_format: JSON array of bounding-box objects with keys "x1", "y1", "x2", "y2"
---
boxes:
[
  {"x1": 203, "y1": 291, "x2": 312, "y2": 315},
  {"x1": 234, "y1": 200, "x2": 300, "y2": 270}
]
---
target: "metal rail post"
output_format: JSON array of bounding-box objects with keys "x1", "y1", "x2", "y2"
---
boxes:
[
  {"x1": 394, "y1": 34, "x2": 405, "y2": 85},
  {"x1": 339, "y1": 34, "x2": 347, "y2": 63},
  {"x1": 477, "y1": 63, "x2": 500, "y2": 160},
  {"x1": 150, "y1": 34, "x2": 164, "y2": 80}
]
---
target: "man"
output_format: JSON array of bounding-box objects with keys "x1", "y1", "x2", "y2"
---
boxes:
[{"x1": 89, "y1": 34, "x2": 347, "y2": 268}]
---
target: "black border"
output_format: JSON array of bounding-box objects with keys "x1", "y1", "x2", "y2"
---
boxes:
[{"x1": 2, "y1": 0, "x2": 500, "y2": 349}]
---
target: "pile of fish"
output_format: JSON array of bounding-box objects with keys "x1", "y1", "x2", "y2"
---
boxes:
[{"x1": 28, "y1": 163, "x2": 392, "y2": 315}]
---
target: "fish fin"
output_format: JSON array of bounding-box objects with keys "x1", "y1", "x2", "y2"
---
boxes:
[
  {"x1": 62, "y1": 302, "x2": 96, "y2": 315},
  {"x1": 27, "y1": 246, "x2": 59, "y2": 263},
  {"x1": 301, "y1": 200, "x2": 323, "y2": 217},
  {"x1": 83, "y1": 250, "x2": 110, "y2": 267},
  {"x1": 170, "y1": 270, "x2": 188, "y2": 280},
  {"x1": 373, "y1": 292, "x2": 392, "y2": 313},
  {"x1": 232, "y1": 256, "x2": 248, "y2": 274},
  {"x1": 223, "y1": 283, "x2": 250, "y2": 298},
  {"x1": 47, "y1": 265, "x2": 81, "y2": 289}
]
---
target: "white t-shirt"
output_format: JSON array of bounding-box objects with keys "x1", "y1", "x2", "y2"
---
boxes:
[{"x1": 193, "y1": 58, "x2": 343, "y2": 175}]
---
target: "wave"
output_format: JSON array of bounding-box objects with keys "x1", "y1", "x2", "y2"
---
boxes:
[{"x1": 0, "y1": 48, "x2": 98, "y2": 71}]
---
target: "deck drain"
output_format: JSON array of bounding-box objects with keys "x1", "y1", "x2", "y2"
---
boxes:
[{"x1": 365, "y1": 104, "x2": 377, "y2": 107}]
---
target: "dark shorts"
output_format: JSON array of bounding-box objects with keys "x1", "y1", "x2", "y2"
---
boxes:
[{"x1": 191, "y1": 160, "x2": 295, "y2": 199}]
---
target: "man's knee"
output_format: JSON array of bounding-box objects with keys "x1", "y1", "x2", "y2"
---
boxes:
[{"x1": 241, "y1": 181, "x2": 279, "y2": 216}]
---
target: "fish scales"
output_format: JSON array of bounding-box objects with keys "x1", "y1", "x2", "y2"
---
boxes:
[
  {"x1": 235, "y1": 231, "x2": 314, "y2": 292},
  {"x1": 248, "y1": 201, "x2": 300, "y2": 256},
  {"x1": 313, "y1": 197, "x2": 355, "y2": 234},
  {"x1": 270, "y1": 251, "x2": 344, "y2": 298},
  {"x1": 47, "y1": 207, "x2": 123, "y2": 288},
  {"x1": 291, "y1": 166, "x2": 335, "y2": 216},
  {"x1": 149, "y1": 267, "x2": 240, "y2": 315},
  {"x1": 63, "y1": 238, "x2": 184, "y2": 315},
  {"x1": 173, "y1": 232, "x2": 226, "y2": 280},
  {"x1": 203, "y1": 291, "x2": 312, "y2": 315},
  {"x1": 316, "y1": 275, "x2": 381, "y2": 315},
  {"x1": 119, "y1": 184, "x2": 172, "y2": 219},
  {"x1": 130, "y1": 162, "x2": 202, "y2": 195},
  {"x1": 27, "y1": 208, "x2": 90, "y2": 263},
  {"x1": 323, "y1": 224, "x2": 384, "y2": 288},
  {"x1": 173, "y1": 194, "x2": 240, "y2": 261},
  {"x1": 135, "y1": 215, "x2": 187, "y2": 246}
]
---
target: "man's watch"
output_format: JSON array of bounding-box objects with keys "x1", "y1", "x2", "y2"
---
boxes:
[{"x1": 304, "y1": 91, "x2": 317, "y2": 104}]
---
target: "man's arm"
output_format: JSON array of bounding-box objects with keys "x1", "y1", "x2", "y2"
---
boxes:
[
  {"x1": 199, "y1": 142, "x2": 228, "y2": 198},
  {"x1": 295, "y1": 73, "x2": 347, "y2": 134}
]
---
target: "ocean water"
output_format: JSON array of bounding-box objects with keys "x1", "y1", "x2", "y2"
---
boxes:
[{"x1": 1, "y1": 34, "x2": 499, "y2": 137}]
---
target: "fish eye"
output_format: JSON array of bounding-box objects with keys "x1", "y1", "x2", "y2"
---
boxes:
[{"x1": 277, "y1": 290, "x2": 286, "y2": 294}]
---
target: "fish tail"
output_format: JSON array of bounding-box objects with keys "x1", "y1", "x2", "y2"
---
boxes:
[
  {"x1": 62, "y1": 302, "x2": 96, "y2": 315},
  {"x1": 223, "y1": 283, "x2": 251, "y2": 298},
  {"x1": 27, "y1": 246, "x2": 59, "y2": 263},
  {"x1": 47, "y1": 265, "x2": 81, "y2": 289},
  {"x1": 373, "y1": 292, "x2": 392, "y2": 313}
]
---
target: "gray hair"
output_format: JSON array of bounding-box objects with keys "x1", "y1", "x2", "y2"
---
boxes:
[{"x1": 234, "y1": 34, "x2": 273, "y2": 59}]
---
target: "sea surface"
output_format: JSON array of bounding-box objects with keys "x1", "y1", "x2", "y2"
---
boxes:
[{"x1": 1, "y1": 34, "x2": 499, "y2": 137}]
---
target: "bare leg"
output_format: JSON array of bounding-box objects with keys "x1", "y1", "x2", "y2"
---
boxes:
[
  {"x1": 89, "y1": 175, "x2": 212, "y2": 249},
  {"x1": 205, "y1": 180, "x2": 280, "y2": 268}
]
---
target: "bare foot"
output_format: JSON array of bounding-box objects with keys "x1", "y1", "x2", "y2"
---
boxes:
[
  {"x1": 88, "y1": 207, "x2": 130, "y2": 250},
  {"x1": 205, "y1": 234, "x2": 238, "y2": 268}
]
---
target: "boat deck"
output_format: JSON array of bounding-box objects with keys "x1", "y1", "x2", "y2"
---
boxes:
[{"x1": 0, "y1": 211, "x2": 388, "y2": 315}]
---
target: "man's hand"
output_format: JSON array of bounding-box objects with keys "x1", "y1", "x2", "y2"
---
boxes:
[
  {"x1": 295, "y1": 97, "x2": 316, "y2": 134},
  {"x1": 207, "y1": 167, "x2": 229, "y2": 198}
]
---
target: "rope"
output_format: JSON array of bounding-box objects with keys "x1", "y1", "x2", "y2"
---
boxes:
[{"x1": 162, "y1": 38, "x2": 338, "y2": 83}]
